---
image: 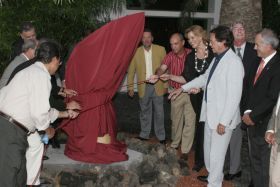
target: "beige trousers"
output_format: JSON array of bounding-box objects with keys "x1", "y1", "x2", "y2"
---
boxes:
[
  {"x1": 170, "y1": 92, "x2": 196, "y2": 154},
  {"x1": 269, "y1": 143, "x2": 280, "y2": 187}
]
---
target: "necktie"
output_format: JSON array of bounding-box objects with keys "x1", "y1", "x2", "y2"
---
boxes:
[
  {"x1": 253, "y1": 59, "x2": 265, "y2": 85},
  {"x1": 205, "y1": 57, "x2": 220, "y2": 102},
  {"x1": 236, "y1": 48, "x2": 242, "y2": 59}
]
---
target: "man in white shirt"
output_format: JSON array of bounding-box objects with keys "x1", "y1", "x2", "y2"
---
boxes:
[
  {"x1": 265, "y1": 93, "x2": 280, "y2": 187},
  {"x1": 0, "y1": 41, "x2": 79, "y2": 186},
  {"x1": 127, "y1": 28, "x2": 167, "y2": 143}
]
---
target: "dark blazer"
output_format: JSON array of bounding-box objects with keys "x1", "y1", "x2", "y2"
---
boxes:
[
  {"x1": 232, "y1": 42, "x2": 260, "y2": 114},
  {"x1": 246, "y1": 52, "x2": 280, "y2": 136}
]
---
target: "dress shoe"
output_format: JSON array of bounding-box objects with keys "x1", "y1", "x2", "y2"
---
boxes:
[
  {"x1": 135, "y1": 136, "x2": 149, "y2": 141},
  {"x1": 197, "y1": 175, "x2": 208, "y2": 183},
  {"x1": 178, "y1": 158, "x2": 189, "y2": 169},
  {"x1": 180, "y1": 153, "x2": 188, "y2": 160},
  {"x1": 159, "y1": 139, "x2": 166, "y2": 145},
  {"x1": 224, "y1": 171, "x2": 242, "y2": 180},
  {"x1": 169, "y1": 145, "x2": 178, "y2": 150},
  {"x1": 248, "y1": 180, "x2": 254, "y2": 187},
  {"x1": 43, "y1": 155, "x2": 49, "y2": 160},
  {"x1": 50, "y1": 139, "x2": 61, "y2": 149},
  {"x1": 192, "y1": 164, "x2": 204, "y2": 172}
]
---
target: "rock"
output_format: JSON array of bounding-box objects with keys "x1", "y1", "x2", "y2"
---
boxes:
[{"x1": 41, "y1": 135, "x2": 183, "y2": 186}]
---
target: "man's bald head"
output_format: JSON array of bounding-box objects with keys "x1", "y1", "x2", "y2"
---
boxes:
[{"x1": 170, "y1": 33, "x2": 185, "y2": 55}]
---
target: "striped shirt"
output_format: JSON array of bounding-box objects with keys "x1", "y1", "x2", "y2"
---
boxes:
[{"x1": 162, "y1": 48, "x2": 191, "y2": 89}]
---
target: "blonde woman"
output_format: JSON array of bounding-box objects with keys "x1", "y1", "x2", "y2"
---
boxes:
[{"x1": 161, "y1": 25, "x2": 214, "y2": 172}]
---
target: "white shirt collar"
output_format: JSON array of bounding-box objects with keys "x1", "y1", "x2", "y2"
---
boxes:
[
  {"x1": 34, "y1": 61, "x2": 51, "y2": 79},
  {"x1": 234, "y1": 42, "x2": 246, "y2": 51},
  {"x1": 143, "y1": 45, "x2": 152, "y2": 53},
  {"x1": 21, "y1": 53, "x2": 29, "y2": 60},
  {"x1": 263, "y1": 51, "x2": 277, "y2": 67}
]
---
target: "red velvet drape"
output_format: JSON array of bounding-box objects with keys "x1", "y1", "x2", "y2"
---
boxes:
[{"x1": 62, "y1": 13, "x2": 144, "y2": 163}]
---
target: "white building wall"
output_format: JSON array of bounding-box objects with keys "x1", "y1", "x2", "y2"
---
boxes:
[{"x1": 115, "y1": 0, "x2": 222, "y2": 92}]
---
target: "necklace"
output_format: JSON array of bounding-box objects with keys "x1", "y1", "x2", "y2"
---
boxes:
[{"x1": 194, "y1": 44, "x2": 208, "y2": 73}]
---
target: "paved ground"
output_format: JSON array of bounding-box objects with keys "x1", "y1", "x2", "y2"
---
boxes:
[{"x1": 114, "y1": 93, "x2": 252, "y2": 187}]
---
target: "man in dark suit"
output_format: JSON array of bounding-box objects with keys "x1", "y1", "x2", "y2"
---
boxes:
[
  {"x1": 224, "y1": 21, "x2": 260, "y2": 181},
  {"x1": 10, "y1": 21, "x2": 37, "y2": 61},
  {"x1": 242, "y1": 28, "x2": 280, "y2": 187}
]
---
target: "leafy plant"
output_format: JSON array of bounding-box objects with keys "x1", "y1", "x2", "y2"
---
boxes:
[{"x1": 0, "y1": 0, "x2": 125, "y2": 73}]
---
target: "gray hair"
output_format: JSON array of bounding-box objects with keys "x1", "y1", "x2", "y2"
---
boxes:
[
  {"x1": 231, "y1": 21, "x2": 245, "y2": 30},
  {"x1": 258, "y1": 28, "x2": 279, "y2": 49},
  {"x1": 20, "y1": 21, "x2": 35, "y2": 33},
  {"x1": 22, "y1": 39, "x2": 37, "y2": 52}
]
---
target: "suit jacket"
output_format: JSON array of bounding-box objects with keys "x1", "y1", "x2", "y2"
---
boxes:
[
  {"x1": 6, "y1": 58, "x2": 37, "y2": 85},
  {"x1": 127, "y1": 44, "x2": 167, "y2": 98},
  {"x1": 0, "y1": 54, "x2": 28, "y2": 89},
  {"x1": 10, "y1": 37, "x2": 24, "y2": 61},
  {"x1": 232, "y1": 42, "x2": 260, "y2": 113},
  {"x1": 246, "y1": 52, "x2": 280, "y2": 137},
  {"x1": 182, "y1": 49, "x2": 244, "y2": 129},
  {"x1": 267, "y1": 97, "x2": 280, "y2": 152}
]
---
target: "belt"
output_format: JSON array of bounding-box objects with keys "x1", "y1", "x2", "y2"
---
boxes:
[{"x1": 0, "y1": 111, "x2": 31, "y2": 135}]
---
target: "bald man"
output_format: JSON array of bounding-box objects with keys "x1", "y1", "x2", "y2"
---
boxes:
[{"x1": 150, "y1": 33, "x2": 194, "y2": 163}]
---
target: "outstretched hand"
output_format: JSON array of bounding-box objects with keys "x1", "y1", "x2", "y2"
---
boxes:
[
  {"x1": 59, "y1": 88, "x2": 78, "y2": 98},
  {"x1": 160, "y1": 74, "x2": 171, "y2": 81},
  {"x1": 67, "y1": 109, "x2": 79, "y2": 119},
  {"x1": 188, "y1": 88, "x2": 201, "y2": 94},
  {"x1": 147, "y1": 75, "x2": 159, "y2": 84},
  {"x1": 168, "y1": 88, "x2": 183, "y2": 100},
  {"x1": 66, "y1": 100, "x2": 81, "y2": 111}
]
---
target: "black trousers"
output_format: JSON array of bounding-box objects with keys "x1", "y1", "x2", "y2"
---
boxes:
[
  {"x1": 0, "y1": 117, "x2": 28, "y2": 187},
  {"x1": 190, "y1": 93, "x2": 204, "y2": 167},
  {"x1": 248, "y1": 128, "x2": 270, "y2": 187},
  {"x1": 194, "y1": 121, "x2": 205, "y2": 166}
]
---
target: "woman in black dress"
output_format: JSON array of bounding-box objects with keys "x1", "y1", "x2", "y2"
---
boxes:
[{"x1": 183, "y1": 25, "x2": 214, "y2": 172}]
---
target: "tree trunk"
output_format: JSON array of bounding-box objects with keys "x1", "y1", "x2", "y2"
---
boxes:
[{"x1": 219, "y1": 0, "x2": 262, "y2": 42}]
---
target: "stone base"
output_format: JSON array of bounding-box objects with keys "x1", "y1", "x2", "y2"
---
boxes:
[{"x1": 43, "y1": 144, "x2": 143, "y2": 172}]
